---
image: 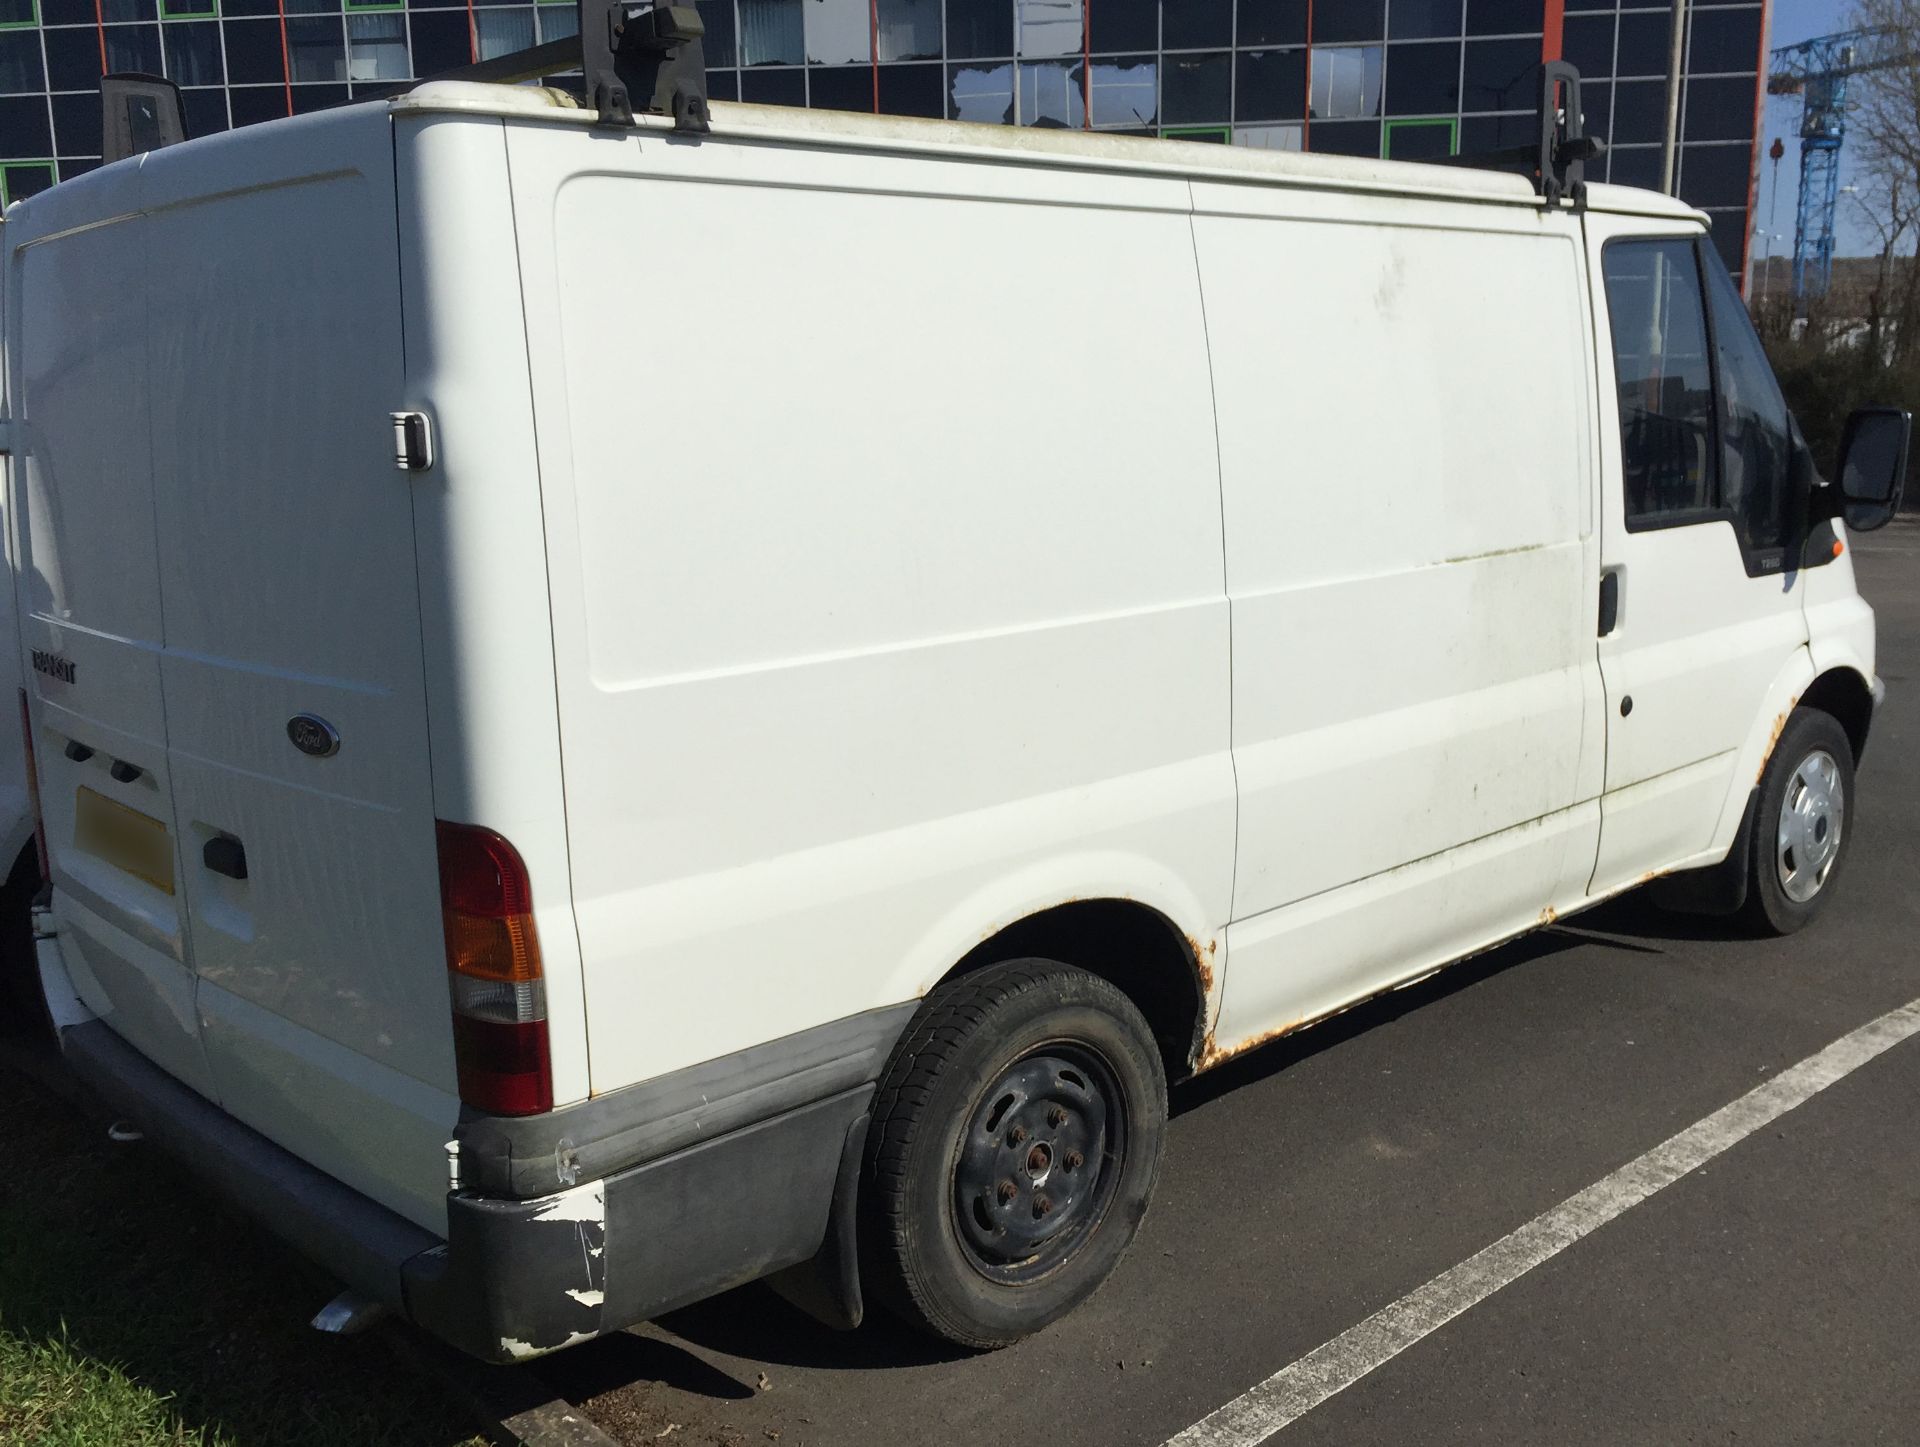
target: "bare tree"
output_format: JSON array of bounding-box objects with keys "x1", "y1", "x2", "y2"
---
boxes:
[
  {"x1": 1852, "y1": 172, "x2": 1914, "y2": 359},
  {"x1": 1848, "y1": 0, "x2": 1920, "y2": 358}
]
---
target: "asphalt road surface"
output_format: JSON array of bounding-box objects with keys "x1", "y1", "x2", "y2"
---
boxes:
[{"x1": 545, "y1": 517, "x2": 1920, "y2": 1447}]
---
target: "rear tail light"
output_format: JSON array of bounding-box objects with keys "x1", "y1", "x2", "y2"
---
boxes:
[
  {"x1": 19, "y1": 690, "x2": 48, "y2": 888},
  {"x1": 436, "y1": 820, "x2": 552, "y2": 1116}
]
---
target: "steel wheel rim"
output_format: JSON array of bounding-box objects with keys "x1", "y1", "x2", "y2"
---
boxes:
[
  {"x1": 951, "y1": 1042, "x2": 1127, "y2": 1285},
  {"x1": 1777, "y1": 747, "x2": 1845, "y2": 905}
]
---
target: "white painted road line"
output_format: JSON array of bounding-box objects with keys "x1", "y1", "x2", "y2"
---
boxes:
[{"x1": 1163, "y1": 997, "x2": 1920, "y2": 1447}]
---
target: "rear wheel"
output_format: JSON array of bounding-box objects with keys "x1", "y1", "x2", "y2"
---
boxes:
[
  {"x1": 861, "y1": 959, "x2": 1166, "y2": 1350},
  {"x1": 1745, "y1": 707, "x2": 1855, "y2": 936}
]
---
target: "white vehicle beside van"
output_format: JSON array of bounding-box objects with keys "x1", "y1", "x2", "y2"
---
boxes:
[
  {"x1": 0, "y1": 226, "x2": 48, "y2": 1021},
  {"x1": 1, "y1": 37, "x2": 1907, "y2": 1362}
]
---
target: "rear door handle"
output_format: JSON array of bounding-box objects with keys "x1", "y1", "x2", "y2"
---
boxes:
[
  {"x1": 203, "y1": 836, "x2": 248, "y2": 881},
  {"x1": 1598, "y1": 571, "x2": 1620, "y2": 637}
]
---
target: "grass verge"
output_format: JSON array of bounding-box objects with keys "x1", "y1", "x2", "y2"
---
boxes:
[{"x1": 0, "y1": 1053, "x2": 486, "y2": 1447}]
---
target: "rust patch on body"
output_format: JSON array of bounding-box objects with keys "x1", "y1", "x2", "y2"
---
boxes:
[
  {"x1": 1755, "y1": 698, "x2": 1799, "y2": 785},
  {"x1": 1537, "y1": 904, "x2": 1557, "y2": 926},
  {"x1": 1188, "y1": 933, "x2": 1219, "y2": 996},
  {"x1": 1197, "y1": 1017, "x2": 1306, "y2": 1071}
]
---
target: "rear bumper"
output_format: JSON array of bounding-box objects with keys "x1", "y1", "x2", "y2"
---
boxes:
[{"x1": 53, "y1": 984, "x2": 889, "y2": 1363}]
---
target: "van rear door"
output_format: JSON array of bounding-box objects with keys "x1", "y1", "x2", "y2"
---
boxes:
[
  {"x1": 11, "y1": 109, "x2": 459, "y2": 1228},
  {"x1": 11, "y1": 179, "x2": 211, "y2": 1096}
]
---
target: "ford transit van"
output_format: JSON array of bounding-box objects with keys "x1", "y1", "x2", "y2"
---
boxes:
[{"x1": 3, "y1": 51, "x2": 1906, "y2": 1361}]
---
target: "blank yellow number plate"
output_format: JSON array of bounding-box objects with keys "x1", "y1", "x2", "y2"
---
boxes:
[{"x1": 75, "y1": 786, "x2": 174, "y2": 896}]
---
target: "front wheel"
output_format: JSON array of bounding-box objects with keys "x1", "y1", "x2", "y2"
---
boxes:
[
  {"x1": 861, "y1": 959, "x2": 1166, "y2": 1350},
  {"x1": 1746, "y1": 707, "x2": 1855, "y2": 935}
]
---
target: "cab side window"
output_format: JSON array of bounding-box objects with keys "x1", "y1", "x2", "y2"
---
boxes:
[
  {"x1": 1602, "y1": 238, "x2": 1717, "y2": 524},
  {"x1": 1702, "y1": 245, "x2": 1796, "y2": 555}
]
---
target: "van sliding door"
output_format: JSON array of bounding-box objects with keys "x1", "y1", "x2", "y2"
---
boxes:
[{"x1": 1192, "y1": 187, "x2": 1603, "y2": 1044}]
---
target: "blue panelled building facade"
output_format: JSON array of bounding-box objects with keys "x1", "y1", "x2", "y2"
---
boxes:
[{"x1": 0, "y1": 0, "x2": 1767, "y2": 277}]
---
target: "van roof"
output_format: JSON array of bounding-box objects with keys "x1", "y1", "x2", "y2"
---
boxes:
[{"x1": 392, "y1": 80, "x2": 1705, "y2": 224}]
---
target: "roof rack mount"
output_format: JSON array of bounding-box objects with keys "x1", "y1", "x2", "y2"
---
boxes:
[
  {"x1": 1438, "y1": 60, "x2": 1606, "y2": 206},
  {"x1": 432, "y1": 0, "x2": 710, "y2": 133}
]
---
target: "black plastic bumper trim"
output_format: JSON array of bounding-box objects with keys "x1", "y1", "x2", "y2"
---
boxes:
[
  {"x1": 58, "y1": 1018, "x2": 437, "y2": 1309},
  {"x1": 57, "y1": 1015, "x2": 880, "y2": 1365},
  {"x1": 408, "y1": 1086, "x2": 873, "y2": 1362},
  {"x1": 455, "y1": 1001, "x2": 915, "y2": 1198}
]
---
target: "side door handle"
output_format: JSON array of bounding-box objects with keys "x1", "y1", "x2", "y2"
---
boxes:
[{"x1": 1598, "y1": 571, "x2": 1620, "y2": 637}]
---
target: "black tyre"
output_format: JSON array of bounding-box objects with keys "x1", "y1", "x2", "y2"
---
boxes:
[
  {"x1": 1745, "y1": 707, "x2": 1855, "y2": 936},
  {"x1": 861, "y1": 959, "x2": 1167, "y2": 1350}
]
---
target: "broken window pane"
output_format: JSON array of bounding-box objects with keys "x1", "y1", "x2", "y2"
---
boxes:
[
  {"x1": 1309, "y1": 44, "x2": 1380, "y2": 118},
  {"x1": 1017, "y1": 0, "x2": 1081, "y2": 58},
  {"x1": 950, "y1": 60, "x2": 1014, "y2": 120},
  {"x1": 1089, "y1": 55, "x2": 1155, "y2": 126},
  {"x1": 1018, "y1": 58, "x2": 1085, "y2": 124},
  {"x1": 806, "y1": 0, "x2": 869, "y2": 65}
]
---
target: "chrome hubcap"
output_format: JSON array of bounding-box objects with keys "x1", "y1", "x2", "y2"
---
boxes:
[{"x1": 1777, "y1": 748, "x2": 1844, "y2": 904}]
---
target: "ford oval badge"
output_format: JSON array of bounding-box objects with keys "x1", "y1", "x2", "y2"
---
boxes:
[{"x1": 287, "y1": 714, "x2": 340, "y2": 758}]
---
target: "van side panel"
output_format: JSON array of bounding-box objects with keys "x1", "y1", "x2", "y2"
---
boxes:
[
  {"x1": 505, "y1": 126, "x2": 1236, "y2": 1092},
  {"x1": 1193, "y1": 185, "x2": 1599, "y2": 1044}
]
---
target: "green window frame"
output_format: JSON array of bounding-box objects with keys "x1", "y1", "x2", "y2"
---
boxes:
[
  {"x1": 1161, "y1": 126, "x2": 1229, "y2": 144},
  {"x1": 344, "y1": 0, "x2": 404, "y2": 13},
  {"x1": 161, "y1": 0, "x2": 219, "y2": 18},
  {"x1": 1382, "y1": 117, "x2": 1457, "y2": 161},
  {"x1": 0, "y1": 0, "x2": 39, "y2": 31},
  {"x1": 1, "y1": 161, "x2": 59, "y2": 208}
]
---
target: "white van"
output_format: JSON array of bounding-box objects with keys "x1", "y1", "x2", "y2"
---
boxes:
[{"x1": 3, "y1": 50, "x2": 1907, "y2": 1363}]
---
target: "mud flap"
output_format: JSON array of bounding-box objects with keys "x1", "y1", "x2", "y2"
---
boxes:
[
  {"x1": 1649, "y1": 788, "x2": 1758, "y2": 916},
  {"x1": 765, "y1": 1110, "x2": 869, "y2": 1331}
]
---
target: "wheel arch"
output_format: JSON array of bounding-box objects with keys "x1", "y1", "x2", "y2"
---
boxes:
[
  {"x1": 927, "y1": 897, "x2": 1216, "y2": 1084},
  {"x1": 1797, "y1": 666, "x2": 1876, "y2": 766}
]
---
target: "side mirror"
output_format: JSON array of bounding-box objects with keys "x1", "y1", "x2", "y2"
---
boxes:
[{"x1": 1833, "y1": 406, "x2": 1911, "y2": 533}]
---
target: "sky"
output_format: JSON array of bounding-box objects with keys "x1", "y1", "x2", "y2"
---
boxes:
[{"x1": 1749, "y1": 0, "x2": 1880, "y2": 261}]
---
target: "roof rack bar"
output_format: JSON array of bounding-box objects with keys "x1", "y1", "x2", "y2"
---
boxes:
[
  {"x1": 442, "y1": 38, "x2": 582, "y2": 87},
  {"x1": 422, "y1": 0, "x2": 709, "y2": 133}
]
